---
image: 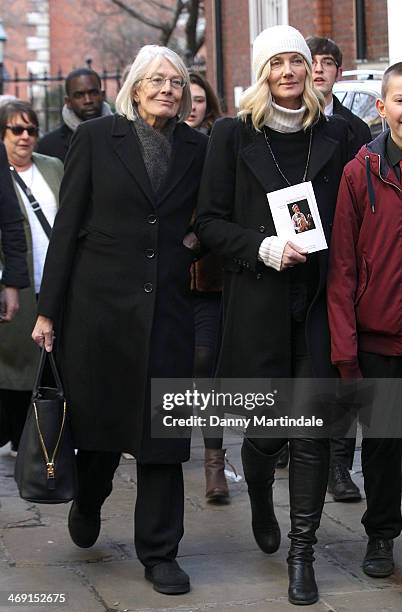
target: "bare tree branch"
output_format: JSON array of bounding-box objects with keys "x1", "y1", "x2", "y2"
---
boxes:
[
  {"x1": 109, "y1": 0, "x2": 169, "y2": 30},
  {"x1": 147, "y1": 0, "x2": 174, "y2": 12},
  {"x1": 185, "y1": 0, "x2": 200, "y2": 59},
  {"x1": 90, "y1": 0, "x2": 203, "y2": 66},
  {"x1": 81, "y1": 0, "x2": 122, "y2": 18},
  {"x1": 195, "y1": 32, "x2": 205, "y2": 56},
  {"x1": 159, "y1": 0, "x2": 185, "y2": 46}
]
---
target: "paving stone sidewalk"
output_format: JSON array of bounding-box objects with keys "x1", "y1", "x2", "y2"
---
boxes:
[{"x1": 0, "y1": 430, "x2": 401, "y2": 612}]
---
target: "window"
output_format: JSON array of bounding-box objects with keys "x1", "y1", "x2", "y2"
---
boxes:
[{"x1": 249, "y1": 0, "x2": 289, "y2": 43}]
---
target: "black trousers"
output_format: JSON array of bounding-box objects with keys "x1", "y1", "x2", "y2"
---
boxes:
[
  {"x1": 330, "y1": 436, "x2": 356, "y2": 470},
  {"x1": 75, "y1": 450, "x2": 184, "y2": 567},
  {"x1": 0, "y1": 389, "x2": 31, "y2": 450},
  {"x1": 359, "y1": 351, "x2": 402, "y2": 540}
]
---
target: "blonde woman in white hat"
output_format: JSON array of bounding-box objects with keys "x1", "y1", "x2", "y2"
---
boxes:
[{"x1": 196, "y1": 25, "x2": 352, "y2": 605}]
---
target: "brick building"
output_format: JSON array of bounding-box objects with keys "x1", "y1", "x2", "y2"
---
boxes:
[
  {"x1": 0, "y1": 0, "x2": 206, "y2": 124},
  {"x1": 205, "y1": 0, "x2": 389, "y2": 115},
  {"x1": 0, "y1": 0, "x2": 179, "y2": 130},
  {"x1": 1, "y1": 0, "x2": 130, "y2": 95}
]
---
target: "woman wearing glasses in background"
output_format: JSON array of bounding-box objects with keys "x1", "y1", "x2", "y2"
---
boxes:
[
  {"x1": 0, "y1": 100, "x2": 63, "y2": 456},
  {"x1": 32, "y1": 45, "x2": 207, "y2": 595}
]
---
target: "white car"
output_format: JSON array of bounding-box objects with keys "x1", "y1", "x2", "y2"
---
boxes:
[{"x1": 333, "y1": 70, "x2": 387, "y2": 138}]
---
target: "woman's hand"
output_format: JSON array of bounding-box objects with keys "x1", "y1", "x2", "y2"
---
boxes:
[
  {"x1": 280, "y1": 241, "x2": 308, "y2": 271},
  {"x1": 0, "y1": 287, "x2": 19, "y2": 322},
  {"x1": 32, "y1": 315, "x2": 54, "y2": 352}
]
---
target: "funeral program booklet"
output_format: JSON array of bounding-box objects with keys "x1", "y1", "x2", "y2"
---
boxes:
[{"x1": 266, "y1": 181, "x2": 327, "y2": 253}]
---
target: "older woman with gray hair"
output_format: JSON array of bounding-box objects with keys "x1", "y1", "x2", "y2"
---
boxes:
[{"x1": 32, "y1": 45, "x2": 207, "y2": 594}]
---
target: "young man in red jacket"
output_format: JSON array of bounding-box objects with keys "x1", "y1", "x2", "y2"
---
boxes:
[{"x1": 327, "y1": 62, "x2": 402, "y2": 579}]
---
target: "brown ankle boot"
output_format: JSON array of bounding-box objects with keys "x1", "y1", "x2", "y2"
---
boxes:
[{"x1": 205, "y1": 448, "x2": 230, "y2": 503}]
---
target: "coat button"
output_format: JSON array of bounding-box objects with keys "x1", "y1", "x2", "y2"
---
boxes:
[
  {"x1": 259, "y1": 225, "x2": 265, "y2": 233},
  {"x1": 145, "y1": 248, "x2": 155, "y2": 258},
  {"x1": 144, "y1": 283, "x2": 153, "y2": 293},
  {"x1": 323, "y1": 176, "x2": 329, "y2": 183},
  {"x1": 256, "y1": 273, "x2": 262, "y2": 280},
  {"x1": 147, "y1": 214, "x2": 157, "y2": 224}
]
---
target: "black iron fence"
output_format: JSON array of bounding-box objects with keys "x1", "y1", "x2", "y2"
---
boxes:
[{"x1": 2, "y1": 67, "x2": 122, "y2": 134}]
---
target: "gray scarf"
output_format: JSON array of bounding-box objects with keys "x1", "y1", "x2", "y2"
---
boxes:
[
  {"x1": 133, "y1": 116, "x2": 177, "y2": 194},
  {"x1": 62, "y1": 101, "x2": 113, "y2": 132}
]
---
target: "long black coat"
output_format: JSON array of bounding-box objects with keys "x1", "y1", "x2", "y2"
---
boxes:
[
  {"x1": 195, "y1": 116, "x2": 351, "y2": 379},
  {"x1": 38, "y1": 115, "x2": 207, "y2": 462},
  {"x1": 0, "y1": 141, "x2": 29, "y2": 289},
  {"x1": 36, "y1": 123, "x2": 73, "y2": 163},
  {"x1": 332, "y1": 95, "x2": 371, "y2": 157}
]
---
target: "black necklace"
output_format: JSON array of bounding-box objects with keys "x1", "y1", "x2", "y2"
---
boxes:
[{"x1": 263, "y1": 127, "x2": 313, "y2": 187}]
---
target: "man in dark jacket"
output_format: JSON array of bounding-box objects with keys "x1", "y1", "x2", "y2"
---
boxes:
[
  {"x1": 328, "y1": 62, "x2": 402, "y2": 579},
  {"x1": 306, "y1": 36, "x2": 372, "y2": 501},
  {"x1": 0, "y1": 141, "x2": 29, "y2": 321},
  {"x1": 36, "y1": 68, "x2": 112, "y2": 162},
  {"x1": 307, "y1": 36, "x2": 371, "y2": 156}
]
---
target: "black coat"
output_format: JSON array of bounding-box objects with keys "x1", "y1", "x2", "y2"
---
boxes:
[
  {"x1": 0, "y1": 142, "x2": 29, "y2": 288},
  {"x1": 36, "y1": 123, "x2": 73, "y2": 162},
  {"x1": 332, "y1": 95, "x2": 371, "y2": 157},
  {"x1": 195, "y1": 115, "x2": 351, "y2": 379},
  {"x1": 38, "y1": 115, "x2": 207, "y2": 461}
]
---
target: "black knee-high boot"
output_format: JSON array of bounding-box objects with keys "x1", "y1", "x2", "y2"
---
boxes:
[
  {"x1": 287, "y1": 438, "x2": 329, "y2": 606},
  {"x1": 241, "y1": 437, "x2": 286, "y2": 554}
]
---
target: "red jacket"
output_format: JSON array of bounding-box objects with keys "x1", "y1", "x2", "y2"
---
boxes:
[{"x1": 328, "y1": 130, "x2": 402, "y2": 378}]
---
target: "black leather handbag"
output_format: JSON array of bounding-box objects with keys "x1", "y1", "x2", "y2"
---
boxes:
[{"x1": 15, "y1": 348, "x2": 77, "y2": 503}]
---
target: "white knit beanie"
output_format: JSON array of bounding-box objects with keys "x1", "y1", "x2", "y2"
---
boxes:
[{"x1": 252, "y1": 25, "x2": 312, "y2": 80}]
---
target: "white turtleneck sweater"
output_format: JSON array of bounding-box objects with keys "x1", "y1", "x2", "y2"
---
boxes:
[{"x1": 258, "y1": 102, "x2": 306, "y2": 271}]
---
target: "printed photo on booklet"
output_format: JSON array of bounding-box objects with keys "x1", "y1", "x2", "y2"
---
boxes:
[{"x1": 266, "y1": 181, "x2": 327, "y2": 253}]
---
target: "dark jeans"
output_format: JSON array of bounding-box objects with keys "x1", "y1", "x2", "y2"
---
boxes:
[
  {"x1": 359, "y1": 351, "x2": 402, "y2": 540},
  {"x1": 193, "y1": 293, "x2": 223, "y2": 450},
  {"x1": 75, "y1": 450, "x2": 184, "y2": 567}
]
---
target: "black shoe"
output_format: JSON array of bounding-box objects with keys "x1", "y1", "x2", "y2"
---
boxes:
[
  {"x1": 362, "y1": 538, "x2": 394, "y2": 578},
  {"x1": 276, "y1": 444, "x2": 289, "y2": 469},
  {"x1": 327, "y1": 464, "x2": 361, "y2": 502},
  {"x1": 288, "y1": 561, "x2": 318, "y2": 606},
  {"x1": 145, "y1": 560, "x2": 190, "y2": 594},
  {"x1": 68, "y1": 501, "x2": 101, "y2": 548}
]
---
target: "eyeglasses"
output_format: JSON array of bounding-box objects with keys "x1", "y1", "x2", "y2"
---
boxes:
[
  {"x1": 6, "y1": 125, "x2": 39, "y2": 137},
  {"x1": 312, "y1": 58, "x2": 339, "y2": 69},
  {"x1": 144, "y1": 76, "x2": 186, "y2": 90}
]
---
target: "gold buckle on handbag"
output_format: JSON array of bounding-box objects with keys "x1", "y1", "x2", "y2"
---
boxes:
[{"x1": 33, "y1": 401, "x2": 66, "y2": 486}]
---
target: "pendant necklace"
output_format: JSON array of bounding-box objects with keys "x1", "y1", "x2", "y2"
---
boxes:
[{"x1": 263, "y1": 127, "x2": 313, "y2": 186}]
